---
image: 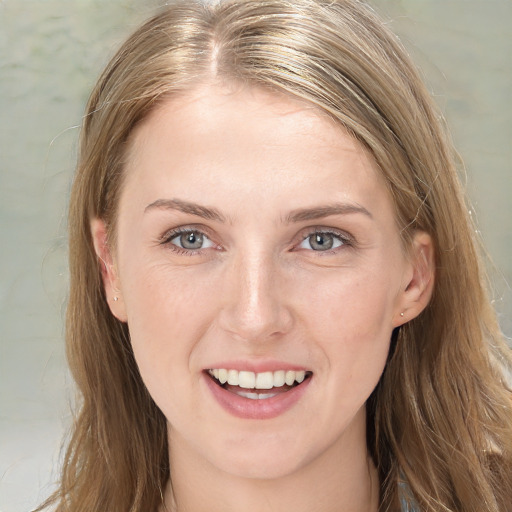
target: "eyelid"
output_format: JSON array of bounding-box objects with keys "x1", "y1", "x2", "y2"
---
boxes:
[{"x1": 159, "y1": 224, "x2": 210, "y2": 242}]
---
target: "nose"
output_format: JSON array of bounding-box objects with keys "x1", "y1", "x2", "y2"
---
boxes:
[{"x1": 217, "y1": 250, "x2": 294, "y2": 343}]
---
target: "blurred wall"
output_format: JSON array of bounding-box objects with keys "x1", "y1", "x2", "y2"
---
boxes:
[{"x1": 0, "y1": 1, "x2": 510, "y2": 510}]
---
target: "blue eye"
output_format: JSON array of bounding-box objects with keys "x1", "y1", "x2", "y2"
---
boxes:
[
  {"x1": 168, "y1": 230, "x2": 214, "y2": 251},
  {"x1": 299, "y1": 231, "x2": 347, "y2": 251}
]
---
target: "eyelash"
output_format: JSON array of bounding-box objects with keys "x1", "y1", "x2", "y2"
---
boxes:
[
  {"x1": 159, "y1": 226, "x2": 354, "y2": 256},
  {"x1": 296, "y1": 228, "x2": 354, "y2": 254}
]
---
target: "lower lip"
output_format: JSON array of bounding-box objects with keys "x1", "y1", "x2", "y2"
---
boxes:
[{"x1": 203, "y1": 373, "x2": 312, "y2": 420}]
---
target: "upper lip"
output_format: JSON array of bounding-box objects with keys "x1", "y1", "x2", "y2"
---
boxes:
[{"x1": 204, "y1": 360, "x2": 311, "y2": 373}]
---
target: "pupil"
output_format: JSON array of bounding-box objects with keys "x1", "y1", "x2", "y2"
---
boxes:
[
  {"x1": 310, "y1": 233, "x2": 333, "y2": 251},
  {"x1": 181, "y1": 232, "x2": 203, "y2": 249}
]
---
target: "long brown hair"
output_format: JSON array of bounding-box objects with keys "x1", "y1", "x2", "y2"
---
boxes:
[{"x1": 39, "y1": 1, "x2": 512, "y2": 510}]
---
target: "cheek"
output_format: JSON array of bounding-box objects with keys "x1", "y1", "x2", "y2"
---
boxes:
[
  {"x1": 120, "y1": 264, "x2": 218, "y2": 407},
  {"x1": 123, "y1": 259, "x2": 217, "y2": 337},
  {"x1": 298, "y1": 269, "x2": 395, "y2": 395},
  {"x1": 299, "y1": 265, "x2": 397, "y2": 340}
]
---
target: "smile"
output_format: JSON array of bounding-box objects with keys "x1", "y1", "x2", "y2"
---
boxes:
[
  {"x1": 209, "y1": 368, "x2": 307, "y2": 389},
  {"x1": 206, "y1": 368, "x2": 312, "y2": 404}
]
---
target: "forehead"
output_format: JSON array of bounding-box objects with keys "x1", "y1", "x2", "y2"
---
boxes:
[
  {"x1": 121, "y1": 84, "x2": 392, "y2": 218},
  {"x1": 130, "y1": 84, "x2": 366, "y2": 154}
]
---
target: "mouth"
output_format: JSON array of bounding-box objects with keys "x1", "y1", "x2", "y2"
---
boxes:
[{"x1": 206, "y1": 368, "x2": 313, "y2": 400}]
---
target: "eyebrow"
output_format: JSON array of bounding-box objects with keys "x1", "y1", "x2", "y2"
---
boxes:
[
  {"x1": 144, "y1": 198, "x2": 226, "y2": 222},
  {"x1": 285, "y1": 203, "x2": 373, "y2": 223},
  {"x1": 144, "y1": 198, "x2": 372, "y2": 224}
]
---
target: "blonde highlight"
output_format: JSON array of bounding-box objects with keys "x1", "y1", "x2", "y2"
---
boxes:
[{"x1": 38, "y1": 1, "x2": 512, "y2": 511}]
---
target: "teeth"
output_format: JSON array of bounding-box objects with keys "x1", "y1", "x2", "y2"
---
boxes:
[
  {"x1": 255, "y1": 371, "x2": 273, "y2": 389},
  {"x1": 238, "y1": 371, "x2": 256, "y2": 389},
  {"x1": 285, "y1": 370, "x2": 295, "y2": 386},
  {"x1": 237, "y1": 390, "x2": 279, "y2": 400},
  {"x1": 273, "y1": 370, "x2": 285, "y2": 387},
  {"x1": 208, "y1": 368, "x2": 309, "y2": 389},
  {"x1": 296, "y1": 370, "x2": 306, "y2": 383},
  {"x1": 227, "y1": 369, "x2": 239, "y2": 386},
  {"x1": 218, "y1": 369, "x2": 228, "y2": 384}
]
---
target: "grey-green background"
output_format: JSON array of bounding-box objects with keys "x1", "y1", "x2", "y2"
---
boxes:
[{"x1": 1, "y1": 1, "x2": 510, "y2": 510}]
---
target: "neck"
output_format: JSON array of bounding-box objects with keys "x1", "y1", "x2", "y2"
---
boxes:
[{"x1": 161, "y1": 412, "x2": 379, "y2": 512}]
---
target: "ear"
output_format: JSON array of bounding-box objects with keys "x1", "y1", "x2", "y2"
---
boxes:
[
  {"x1": 393, "y1": 231, "x2": 435, "y2": 327},
  {"x1": 90, "y1": 218, "x2": 128, "y2": 322}
]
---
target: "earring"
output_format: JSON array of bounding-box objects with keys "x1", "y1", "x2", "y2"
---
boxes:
[
  {"x1": 400, "y1": 312, "x2": 404, "y2": 317},
  {"x1": 113, "y1": 296, "x2": 119, "y2": 302}
]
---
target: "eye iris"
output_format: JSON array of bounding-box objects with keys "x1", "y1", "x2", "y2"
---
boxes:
[
  {"x1": 180, "y1": 232, "x2": 203, "y2": 249},
  {"x1": 309, "y1": 233, "x2": 334, "y2": 250}
]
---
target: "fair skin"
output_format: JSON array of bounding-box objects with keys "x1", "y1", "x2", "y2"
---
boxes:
[{"x1": 92, "y1": 84, "x2": 434, "y2": 512}]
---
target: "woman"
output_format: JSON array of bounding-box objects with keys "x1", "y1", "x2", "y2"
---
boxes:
[{"x1": 39, "y1": 0, "x2": 512, "y2": 511}]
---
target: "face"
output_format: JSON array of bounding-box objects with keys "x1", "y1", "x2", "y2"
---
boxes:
[{"x1": 93, "y1": 84, "x2": 433, "y2": 481}]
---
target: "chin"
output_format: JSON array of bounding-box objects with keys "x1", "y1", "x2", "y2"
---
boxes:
[
  {"x1": 215, "y1": 451, "x2": 308, "y2": 481},
  {"x1": 202, "y1": 429, "x2": 319, "y2": 481}
]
